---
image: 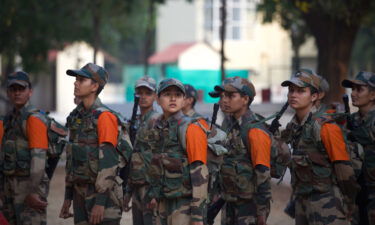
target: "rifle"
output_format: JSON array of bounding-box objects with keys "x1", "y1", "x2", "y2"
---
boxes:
[
  {"x1": 269, "y1": 102, "x2": 289, "y2": 135},
  {"x1": 129, "y1": 94, "x2": 140, "y2": 145},
  {"x1": 343, "y1": 94, "x2": 358, "y2": 131},
  {"x1": 210, "y1": 103, "x2": 220, "y2": 129}
]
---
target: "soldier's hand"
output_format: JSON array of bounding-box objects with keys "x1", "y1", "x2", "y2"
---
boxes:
[
  {"x1": 123, "y1": 195, "x2": 132, "y2": 212},
  {"x1": 257, "y1": 215, "x2": 267, "y2": 225},
  {"x1": 90, "y1": 204, "x2": 105, "y2": 225},
  {"x1": 146, "y1": 198, "x2": 158, "y2": 210},
  {"x1": 24, "y1": 193, "x2": 48, "y2": 211},
  {"x1": 59, "y1": 200, "x2": 73, "y2": 219}
]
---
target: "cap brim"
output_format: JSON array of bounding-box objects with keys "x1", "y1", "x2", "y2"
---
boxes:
[
  {"x1": 342, "y1": 79, "x2": 367, "y2": 88},
  {"x1": 135, "y1": 83, "x2": 156, "y2": 91},
  {"x1": 209, "y1": 91, "x2": 221, "y2": 98},
  {"x1": 158, "y1": 84, "x2": 186, "y2": 95},
  {"x1": 281, "y1": 79, "x2": 306, "y2": 87},
  {"x1": 7, "y1": 80, "x2": 28, "y2": 88},
  {"x1": 66, "y1": 69, "x2": 91, "y2": 79}
]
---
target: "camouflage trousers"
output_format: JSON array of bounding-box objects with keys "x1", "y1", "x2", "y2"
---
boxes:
[
  {"x1": 295, "y1": 186, "x2": 349, "y2": 225},
  {"x1": 157, "y1": 197, "x2": 196, "y2": 225},
  {"x1": 3, "y1": 173, "x2": 49, "y2": 225},
  {"x1": 72, "y1": 183, "x2": 123, "y2": 225},
  {"x1": 223, "y1": 199, "x2": 258, "y2": 225},
  {"x1": 132, "y1": 185, "x2": 156, "y2": 225}
]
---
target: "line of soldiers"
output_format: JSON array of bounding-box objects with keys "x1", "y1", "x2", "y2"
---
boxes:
[{"x1": 1, "y1": 62, "x2": 375, "y2": 225}]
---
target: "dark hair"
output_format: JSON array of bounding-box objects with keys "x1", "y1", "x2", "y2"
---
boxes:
[
  {"x1": 192, "y1": 97, "x2": 196, "y2": 108},
  {"x1": 240, "y1": 92, "x2": 253, "y2": 108},
  {"x1": 91, "y1": 79, "x2": 104, "y2": 95},
  {"x1": 309, "y1": 86, "x2": 318, "y2": 95}
]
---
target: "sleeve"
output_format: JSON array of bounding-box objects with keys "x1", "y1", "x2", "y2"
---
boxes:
[
  {"x1": 95, "y1": 112, "x2": 120, "y2": 206},
  {"x1": 97, "y1": 111, "x2": 118, "y2": 147},
  {"x1": 248, "y1": 128, "x2": 271, "y2": 168},
  {"x1": 26, "y1": 116, "x2": 48, "y2": 149},
  {"x1": 26, "y1": 116, "x2": 48, "y2": 195},
  {"x1": 320, "y1": 123, "x2": 350, "y2": 162},
  {"x1": 321, "y1": 123, "x2": 359, "y2": 205},
  {"x1": 186, "y1": 123, "x2": 208, "y2": 165},
  {"x1": 248, "y1": 128, "x2": 272, "y2": 216}
]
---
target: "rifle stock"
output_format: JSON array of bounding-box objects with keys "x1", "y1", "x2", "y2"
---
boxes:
[
  {"x1": 210, "y1": 103, "x2": 220, "y2": 129},
  {"x1": 269, "y1": 102, "x2": 289, "y2": 134},
  {"x1": 129, "y1": 95, "x2": 140, "y2": 145}
]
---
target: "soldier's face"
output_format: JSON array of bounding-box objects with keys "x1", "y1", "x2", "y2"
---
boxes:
[
  {"x1": 7, "y1": 84, "x2": 32, "y2": 109},
  {"x1": 157, "y1": 86, "x2": 184, "y2": 116},
  {"x1": 221, "y1": 91, "x2": 248, "y2": 114},
  {"x1": 182, "y1": 97, "x2": 194, "y2": 111},
  {"x1": 351, "y1": 84, "x2": 375, "y2": 108},
  {"x1": 219, "y1": 92, "x2": 230, "y2": 113},
  {"x1": 74, "y1": 76, "x2": 99, "y2": 98},
  {"x1": 136, "y1": 87, "x2": 156, "y2": 109},
  {"x1": 287, "y1": 84, "x2": 318, "y2": 110}
]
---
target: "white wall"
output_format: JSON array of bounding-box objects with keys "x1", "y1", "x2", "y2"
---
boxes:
[
  {"x1": 56, "y1": 42, "x2": 104, "y2": 117},
  {"x1": 178, "y1": 43, "x2": 220, "y2": 70},
  {"x1": 156, "y1": 0, "x2": 197, "y2": 51}
]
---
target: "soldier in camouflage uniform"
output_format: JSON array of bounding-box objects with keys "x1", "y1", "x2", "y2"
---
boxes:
[
  {"x1": 1, "y1": 71, "x2": 50, "y2": 225},
  {"x1": 59, "y1": 63, "x2": 124, "y2": 225},
  {"x1": 282, "y1": 71, "x2": 359, "y2": 225},
  {"x1": 146, "y1": 78, "x2": 209, "y2": 225},
  {"x1": 342, "y1": 71, "x2": 375, "y2": 224},
  {"x1": 125, "y1": 76, "x2": 160, "y2": 225},
  {"x1": 217, "y1": 76, "x2": 271, "y2": 225},
  {"x1": 182, "y1": 84, "x2": 203, "y2": 119}
]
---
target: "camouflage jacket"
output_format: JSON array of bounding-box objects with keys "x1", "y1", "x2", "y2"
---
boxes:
[
  {"x1": 286, "y1": 107, "x2": 358, "y2": 204},
  {"x1": 64, "y1": 98, "x2": 121, "y2": 206},
  {"x1": 2, "y1": 104, "x2": 48, "y2": 177},
  {"x1": 220, "y1": 109, "x2": 271, "y2": 216},
  {"x1": 147, "y1": 111, "x2": 208, "y2": 221},
  {"x1": 350, "y1": 108, "x2": 375, "y2": 199},
  {"x1": 128, "y1": 109, "x2": 160, "y2": 187},
  {"x1": 2, "y1": 104, "x2": 49, "y2": 197}
]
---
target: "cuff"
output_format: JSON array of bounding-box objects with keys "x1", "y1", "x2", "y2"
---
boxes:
[{"x1": 95, "y1": 192, "x2": 109, "y2": 206}]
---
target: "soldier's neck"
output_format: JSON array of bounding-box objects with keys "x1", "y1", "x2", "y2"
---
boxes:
[
  {"x1": 82, "y1": 94, "x2": 97, "y2": 110},
  {"x1": 140, "y1": 106, "x2": 153, "y2": 116},
  {"x1": 359, "y1": 103, "x2": 375, "y2": 117},
  {"x1": 295, "y1": 106, "x2": 312, "y2": 124},
  {"x1": 233, "y1": 107, "x2": 248, "y2": 120}
]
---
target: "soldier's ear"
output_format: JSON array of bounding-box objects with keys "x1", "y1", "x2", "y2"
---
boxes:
[{"x1": 369, "y1": 88, "x2": 375, "y2": 101}]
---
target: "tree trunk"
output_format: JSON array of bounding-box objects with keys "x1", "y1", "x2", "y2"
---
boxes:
[
  {"x1": 92, "y1": 0, "x2": 101, "y2": 64},
  {"x1": 144, "y1": 0, "x2": 155, "y2": 76},
  {"x1": 303, "y1": 13, "x2": 360, "y2": 103},
  {"x1": 220, "y1": 0, "x2": 226, "y2": 81}
]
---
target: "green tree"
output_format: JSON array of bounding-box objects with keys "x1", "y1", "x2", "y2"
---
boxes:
[{"x1": 258, "y1": 0, "x2": 375, "y2": 103}]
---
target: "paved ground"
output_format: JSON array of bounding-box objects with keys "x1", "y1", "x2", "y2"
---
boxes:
[{"x1": 47, "y1": 166, "x2": 293, "y2": 225}]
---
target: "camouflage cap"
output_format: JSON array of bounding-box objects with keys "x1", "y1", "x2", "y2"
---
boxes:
[
  {"x1": 184, "y1": 84, "x2": 198, "y2": 100},
  {"x1": 214, "y1": 76, "x2": 256, "y2": 98},
  {"x1": 7, "y1": 71, "x2": 31, "y2": 88},
  {"x1": 157, "y1": 78, "x2": 186, "y2": 95},
  {"x1": 281, "y1": 68, "x2": 321, "y2": 90},
  {"x1": 66, "y1": 63, "x2": 109, "y2": 87},
  {"x1": 135, "y1": 76, "x2": 156, "y2": 91},
  {"x1": 318, "y1": 76, "x2": 329, "y2": 93},
  {"x1": 342, "y1": 71, "x2": 375, "y2": 88}
]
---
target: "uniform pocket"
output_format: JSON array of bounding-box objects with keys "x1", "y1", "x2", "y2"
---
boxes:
[
  {"x1": 293, "y1": 155, "x2": 312, "y2": 182},
  {"x1": 162, "y1": 156, "x2": 183, "y2": 193}
]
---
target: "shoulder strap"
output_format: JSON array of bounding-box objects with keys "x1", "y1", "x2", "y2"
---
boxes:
[{"x1": 177, "y1": 116, "x2": 193, "y2": 151}]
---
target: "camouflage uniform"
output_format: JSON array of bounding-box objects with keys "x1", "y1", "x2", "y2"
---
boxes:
[
  {"x1": 282, "y1": 72, "x2": 359, "y2": 225},
  {"x1": 147, "y1": 78, "x2": 209, "y2": 225},
  {"x1": 2, "y1": 72, "x2": 50, "y2": 225},
  {"x1": 342, "y1": 71, "x2": 375, "y2": 224},
  {"x1": 128, "y1": 109, "x2": 160, "y2": 225},
  {"x1": 214, "y1": 77, "x2": 271, "y2": 225},
  {"x1": 64, "y1": 63, "x2": 124, "y2": 225}
]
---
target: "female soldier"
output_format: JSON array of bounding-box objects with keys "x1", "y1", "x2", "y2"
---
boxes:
[{"x1": 282, "y1": 70, "x2": 359, "y2": 225}]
